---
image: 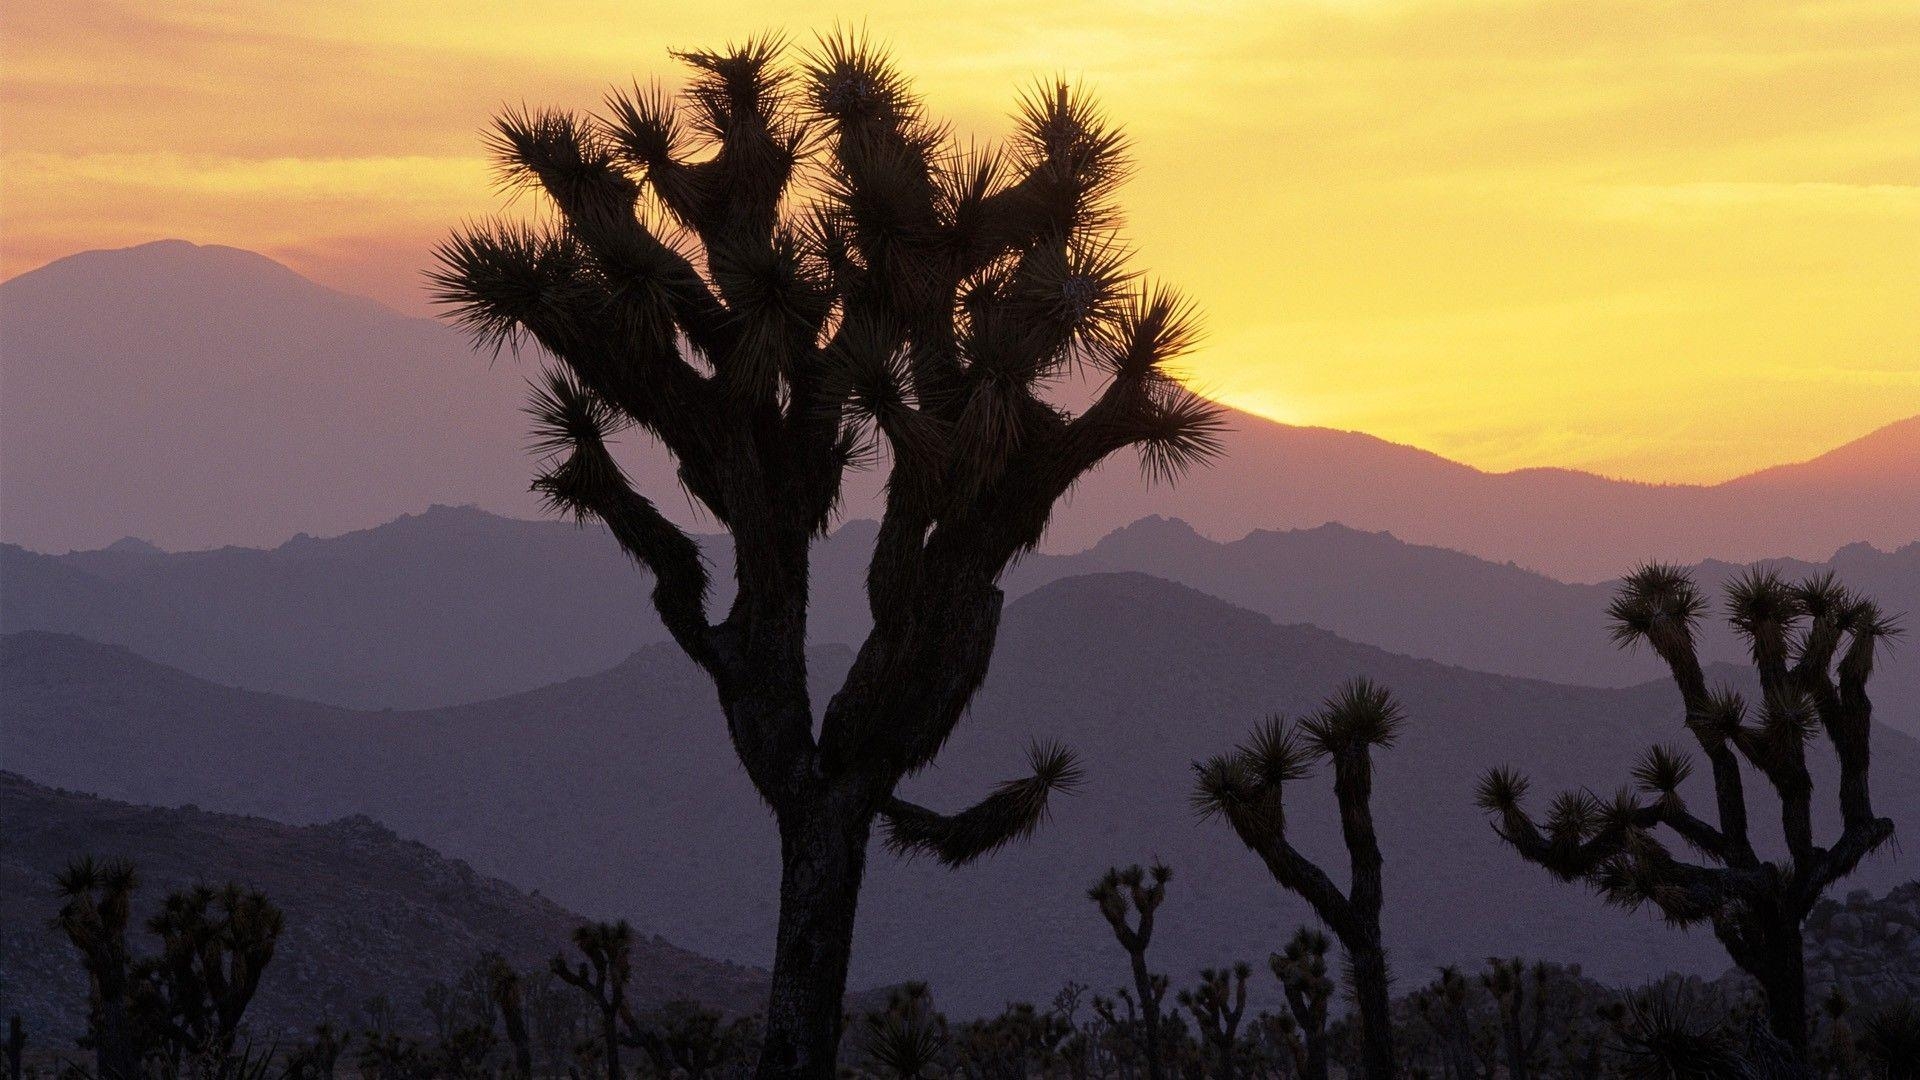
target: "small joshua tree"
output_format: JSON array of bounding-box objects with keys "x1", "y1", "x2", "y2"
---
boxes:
[
  {"x1": 1179, "y1": 964, "x2": 1250, "y2": 1080},
  {"x1": 552, "y1": 922, "x2": 633, "y2": 1080},
  {"x1": 138, "y1": 883, "x2": 284, "y2": 1063},
  {"x1": 1476, "y1": 566, "x2": 1898, "y2": 1061},
  {"x1": 431, "y1": 33, "x2": 1219, "y2": 1075},
  {"x1": 1479, "y1": 958, "x2": 1548, "y2": 1080},
  {"x1": 1192, "y1": 680, "x2": 1406, "y2": 1080},
  {"x1": 482, "y1": 953, "x2": 535, "y2": 1080},
  {"x1": 1271, "y1": 928, "x2": 1334, "y2": 1080},
  {"x1": 1089, "y1": 863, "x2": 1173, "y2": 1079},
  {"x1": 51, "y1": 858, "x2": 140, "y2": 1080}
]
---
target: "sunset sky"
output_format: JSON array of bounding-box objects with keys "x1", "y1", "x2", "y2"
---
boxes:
[{"x1": 4, "y1": 0, "x2": 1916, "y2": 483}]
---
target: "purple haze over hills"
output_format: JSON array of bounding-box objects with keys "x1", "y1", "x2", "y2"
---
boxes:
[
  {"x1": 4, "y1": 504, "x2": 1916, "y2": 734},
  {"x1": 7, "y1": 573, "x2": 1918, "y2": 1015},
  {"x1": 3, "y1": 240, "x2": 1916, "y2": 580}
]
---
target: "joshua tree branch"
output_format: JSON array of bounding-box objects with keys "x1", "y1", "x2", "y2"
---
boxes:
[{"x1": 877, "y1": 742, "x2": 1083, "y2": 867}]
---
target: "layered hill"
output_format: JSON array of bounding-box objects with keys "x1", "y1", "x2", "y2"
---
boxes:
[
  {"x1": 0, "y1": 773, "x2": 767, "y2": 1046},
  {"x1": 4, "y1": 241, "x2": 1914, "y2": 578},
  {"x1": 7, "y1": 573, "x2": 1917, "y2": 1015},
  {"x1": 7, "y1": 506, "x2": 1913, "y2": 735}
]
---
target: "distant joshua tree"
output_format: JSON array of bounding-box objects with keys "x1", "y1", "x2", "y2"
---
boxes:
[
  {"x1": 1177, "y1": 964, "x2": 1249, "y2": 1080},
  {"x1": 52, "y1": 858, "x2": 141, "y2": 1080},
  {"x1": 481, "y1": 953, "x2": 535, "y2": 1080},
  {"x1": 1477, "y1": 566, "x2": 1899, "y2": 1062},
  {"x1": 1089, "y1": 864, "x2": 1173, "y2": 1079},
  {"x1": 551, "y1": 921, "x2": 633, "y2": 1080},
  {"x1": 1479, "y1": 958, "x2": 1549, "y2": 1080},
  {"x1": 430, "y1": 32, "x2": 1220, "y2": 1078},
  {"x1": 1270, "y1": 928, "x2": 1334, "y2": 1080},
  {"x1": 51, "y1": 861, "x2": 284, "y2": 1079},
  {"x1": 1192, "y1": 680, "x2": 1406, "y2": 1080},
  {"x1": 138, "y1": 883, "x2": 284, "y2": 1065}
]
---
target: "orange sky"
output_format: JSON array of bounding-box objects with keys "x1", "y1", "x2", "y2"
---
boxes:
[{"x1": 4, "y1": 0, "x2": 1917, "y2": 482}]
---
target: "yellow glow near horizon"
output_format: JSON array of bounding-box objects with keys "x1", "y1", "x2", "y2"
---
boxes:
[{"x1": 3, "y1": 0, "x2": 1916, "y2": 481}]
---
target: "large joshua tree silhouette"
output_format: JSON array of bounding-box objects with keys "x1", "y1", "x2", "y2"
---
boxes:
[
  {"x1": 1192, "y1": 680, "x2": 1405, "y2": 1080},
  {"x1": 1476, "y1": 566, "x2": 1899, "y2": 1061},
  {"x1": 431, "y1": 33, "x2": 1221, "y2": 1077}
]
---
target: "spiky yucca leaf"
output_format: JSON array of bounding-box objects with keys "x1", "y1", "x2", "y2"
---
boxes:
[
  {"x1": 671, "y1": 33, "x2": 797, "y2": 146},
  {"x1": 1475, "y1": 766, "x2": 1531, "y2": 812},
  {"x1": 428, "y1": 224, "x2": 591, "y2": 357},
  {"x1": 802, "y1": 28, "x2": 923, "y2": 131},
  {"x1": 1300, "y1": 678, "x2": 1406, "y2": 755},
  {"x1": 1608, "y1": 564, "x2": 1706, "y2": 649},
  {"x1": 1724, "y1": 567, "x2": 1801, "y2": 641},
  {"x1": 603, "y1": 80, "x2": 686, "y2": 175},
  {"x1": 1241, "y1": 716, "x2": 1316, "y2": 789},
  {"x1": 1688, "y1": 687, "x2": 1747, "y2": 743},
  {"x1": 1010, "y1": 80, "x2": 1131, "y2": 235},
  {"x1": 486, "y1": 106, "x2": 626, "y2": 204},
  {"x1": 1135, "y1": 379, "x2": 1229, "y2": 486},
  {"x1": 880, "y1": 742, "x2": 1084, "y2": 867},
  {"x1": 1631, "y1": 744, "x2": 1694, "y2": 795}
]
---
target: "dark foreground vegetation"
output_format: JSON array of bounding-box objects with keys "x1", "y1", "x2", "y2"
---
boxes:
[{"x1": 18, "y1": 859, "x2": 1920, "y2": 1080}]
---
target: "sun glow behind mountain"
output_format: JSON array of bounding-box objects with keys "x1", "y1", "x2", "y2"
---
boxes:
[{"x1": 3, "y1": 0, "x2": 1916, "y2": 482}]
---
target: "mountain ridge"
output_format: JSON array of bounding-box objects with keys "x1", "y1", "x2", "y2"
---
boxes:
[
  {"x1": 4, "y1": 240, "x2": 1914, "y2": 576},
  {"x1": 7, "y1": 571, "x2": 1916, "y2": 1014},
  {"x1": 8, "y1": 504, "x2": 1913, "y2": 734}
]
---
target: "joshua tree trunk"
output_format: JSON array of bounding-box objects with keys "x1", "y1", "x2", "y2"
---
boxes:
[
  {"x1": 1132, "y1": 956, "x2": 1166, "y2": 1080},
  {"x1": 1732, "y1": 917, "x2": 1809, "y2": 1058},
  {"x1": 760, "y1": 796, "x2": 873, "y2": 1076},
  {"x1": 1347, "y1": 936, "x2": 1395, "y2": 1080}
]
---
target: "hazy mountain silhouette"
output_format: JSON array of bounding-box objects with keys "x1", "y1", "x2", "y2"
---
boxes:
[
  {"x1": 2, "y1": 772, "x2": 768, "y2": 1045},
  {"x1": 4, "y1": 241, "x2": 1914, "y2": 577},
  {"x1": 0, "y1": 241, "x2": 535, "y2": 554},
  {"x1": 8, "y1": 505, "x2": 1914, "y2": 735},
  {"x1": 8, "y1": 574, "x2": 1916, "y2": 1014},
  {"x1": 1066, "y1": 517, "x2": 1920, "y2": 734}
]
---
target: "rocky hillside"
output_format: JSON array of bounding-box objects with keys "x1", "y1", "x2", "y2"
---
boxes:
[
  {"x1": 1802, "y1": 881, "x2": 1920, "y2": 1008},
  {"x1": 1, "y1": 773, "x2": 769, "y2": 1046}
]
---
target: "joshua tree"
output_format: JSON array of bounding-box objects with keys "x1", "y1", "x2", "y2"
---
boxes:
[
  {"x1": 1410, "y1": 967, "x2": 1489, "y2": 1080},
  {"x1": 1270, "y1": 928, "x2": 1333, "y2": 1080},
  {"x1": 52, "y1": 857, "x2": 140, "y2": 1080},
  {"x1": 552, "y1": 921, "x2": 633, "y2": 1080},
  {"x1": 1479, "y1": 958, "x2": 1549, "y2": 1080},
  {"x1": 1192, "y1": 680, "x2": 1406, "y2": 1080},
  {"x1": 138, "y1": 883, "x2": 284, "y2": 1062},
  {"x1": 1476, "y1": 566, "x2": 1899, "y2": 1060},
  {"x1": 622, "y1": 999, "x2": 759, "y2": 1079},
  {"x1": 431, "y1": 33, "x2": 1218, "y2": 1078},
  {"x1": 1179, "y1": 964, "x2": 1250, "y2": 1080},
  {"x1": 483, "y1": 953, "x2": 535, "y2": 1080},
  {"x1": 1089, "y1": 864, "x2": 1174, "y2": 1079}
]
